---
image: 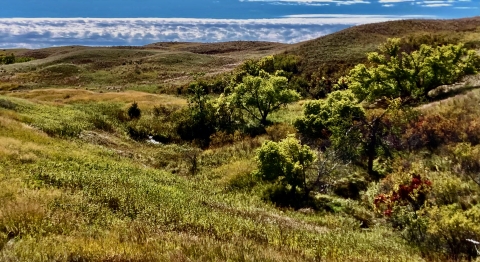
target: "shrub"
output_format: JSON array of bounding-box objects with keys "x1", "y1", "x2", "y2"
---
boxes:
[
  {"x1": 127, "y1": 102, "x2": 141, "y2": 120},
  {"x1": 333, "y1": 174, "x2": 368, "y2": 200},
  {"x1": 265, "y1": 123, "x2": 296, "y2": 142},
  {"x1": 348, "y1": 38, "x2": 479, "y2": 102},
  {"x1": 0, "y1": 99, "x2": 17, "y2": 110},
  {"x1": 255, "y1": 135, "x2": 316, "y2": 206}
]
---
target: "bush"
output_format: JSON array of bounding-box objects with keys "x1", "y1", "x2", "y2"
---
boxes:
[
  {"x1": 255, "y1": 135, "x2": 316, "y2": 206},
  {"x1": 226, "y1": 171, "x2": 258, "y2": 192},
  {"x1": 262, "y1": 183, "x2": 303, "y2": 208},
  {"x1": 392, "y1": 205, "x2": 480, "y2": 260},
  {"x1": 333, "y1": 174, "x2": 368, "y2": 200},
  {"x1": 0, "y1": 99, "x2": 17, "y2": 110},
  {"x1": 127, "y1": 102, "x2": 141, "y2": 120}
]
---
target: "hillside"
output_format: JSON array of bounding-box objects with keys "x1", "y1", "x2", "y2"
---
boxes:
[
  {"x1": 0, "y1": 41, "x2": 288, "y2": 94},
  {"x1": 287, "y1": 16, "x2": 480, "y2": 78}
]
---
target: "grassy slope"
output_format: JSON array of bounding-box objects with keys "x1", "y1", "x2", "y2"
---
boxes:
[
  {"x1": 0, "y1": 42, "x2": 288, "y2": 94},
  {"x1": 0, "y1": 92, "x2": 421, "y2": 261},
  {"x1": 287, "y1": 17, "x2": 480, "y2": 77},
  {"x1": 2, "y1": 17, "x2": 479, "y2": 93}
]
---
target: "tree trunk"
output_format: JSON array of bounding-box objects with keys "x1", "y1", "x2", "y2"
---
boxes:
[
  {"x1": 367, "y1": 119, "x2": 380, "y2": 177},
  {"x1": 260, "y1": 114, "x2": 268, "y2": 126}
]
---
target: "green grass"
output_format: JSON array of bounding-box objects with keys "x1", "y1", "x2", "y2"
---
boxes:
[{"x1": 0, "y1": 94, "x2": 425, "y2": 261}]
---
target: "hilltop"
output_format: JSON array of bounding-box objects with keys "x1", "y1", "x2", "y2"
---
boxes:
[{"x1": 287, "y1": 16, "x2": 480, "y2": 78}]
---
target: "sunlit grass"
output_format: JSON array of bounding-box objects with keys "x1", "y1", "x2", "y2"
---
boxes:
[{"x1": 0, "y1": 94, "x2": 423, "y2": 261}]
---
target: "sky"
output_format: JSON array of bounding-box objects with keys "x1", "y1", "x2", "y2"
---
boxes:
[{"x1": 0, "y1": 0, "x2": 478, "y2": 48}]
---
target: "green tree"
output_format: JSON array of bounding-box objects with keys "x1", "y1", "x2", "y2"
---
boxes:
[
  {"x1": 296, "y1": 90, "x2": 412, "y2": 177},
  {"x1": 228, "y1": 70, "x2": 300, "y2": 126},
  {"x1": 176, "y1": 84, "x2": 216, "y2": 147},
  {"x1": 0, "y1": 53, "x2": 15, "y2": 65},
  {"x1": 348, "y1": 38, "x2": 479, "y2": 102},
  {"x1": 255, "y1": 135, "x2": 316, "y2": 198}
]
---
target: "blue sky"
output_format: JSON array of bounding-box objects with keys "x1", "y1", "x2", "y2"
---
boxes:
[{"x1": 0, "y1": 0, "x2": 478, "y2": 48}]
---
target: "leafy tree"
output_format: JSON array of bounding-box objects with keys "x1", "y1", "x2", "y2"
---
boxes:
[
  {"x1": 296, "y1": 90, "x2": 413, "y2": 177},
  {"x1": 176, "y1": 84, "x2": 216, "y2": 147},
  {"x1": 255, "y1": 135, "x2": 316, "y2": 198},
  {"x1": 212, "y1": 94, "x2": 244, "y2": 134},
  {"x1": 295, "y1": 90, "x2": 365, "y2": 159},
  {"x1": 228, "y1": 70, "x2": 300, "y2": 126},
  {"x1": 348, "y1": 38, "x2": 479, "y2": 102},
  {"x1": 0, "y1": 53, "x2": 15, "y2": 65}
]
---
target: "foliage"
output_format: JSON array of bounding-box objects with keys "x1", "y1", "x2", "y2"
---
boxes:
[
  {"x1": 0, "y1": 53, "x2": 34, "y2": 64},
  {"x1": 176, "y1": 84, "x2": 217, "y2": 147},
  {"x1": 176, "y1": 83, "x2": 247, "y2": 147},
  {"x1": 295, "y1": 90, "x2": 364, "y2": 154},
  {"x1": 333, "y1": 174, "x2": 368, "y2": 200},
  {"x1": 228, "y1": 70, "x2": 300, "y2": 126},
  {"x1": 374, "y1": 174, "x2": 432, "y2": 216},
  {"x1": 231, "y1": 55, "x2": 299, "y2": 85},
  {"x1": 255, "y1": 135, "x2": 316, "y2": 205},
  {"x1": 265, "y1": 122, "x2": 297, "y2": 142},
  {"x1": 348, "y1": 38, "x2": 479, "y2": 102},
  {"x1": 0, "y1": 53, "x2": 16, "y2": 65}
]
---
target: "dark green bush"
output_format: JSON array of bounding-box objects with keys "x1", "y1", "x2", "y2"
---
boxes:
[
  {"x1": 0, "y1": 99, "x2": 17, "y2": 110},
  {"x1": 127, "y1": 102, "x2": 141, "y2": 120}
]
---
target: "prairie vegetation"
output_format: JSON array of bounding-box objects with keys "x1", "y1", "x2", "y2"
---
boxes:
[{"x1": 1, "y1": 18, "x2": 480, "y2": 261}]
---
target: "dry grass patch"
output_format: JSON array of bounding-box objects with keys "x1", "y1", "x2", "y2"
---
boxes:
[{"x1": 8, "y1": 89, "x2": 187, "y2": 108}]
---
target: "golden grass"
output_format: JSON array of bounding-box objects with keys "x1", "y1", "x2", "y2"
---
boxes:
[{"x1": 7, "y1": 89, "x2": 187, "y2": 108}]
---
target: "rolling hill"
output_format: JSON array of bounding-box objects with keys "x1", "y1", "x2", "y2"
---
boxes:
[
  {"x1": 1, "y1": 17, "x2": 479, "y2": 94},
  {"x1": 286, "y1": 16, "x2": 480, "y2": 78}
]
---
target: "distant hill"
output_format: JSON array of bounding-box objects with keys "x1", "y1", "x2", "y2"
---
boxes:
[
  {"x1": 2, "y1": 17, "x2": 480, "y2": 94},
  {"x1": 144, "y1": 41, "x2": 288, "y2": 55},
  {"x1": 287, "y1": 17, "x2": 480, "y2": 78},
  {"x1": 0, "y1": 41, "x2": 289, "y2": 93}
]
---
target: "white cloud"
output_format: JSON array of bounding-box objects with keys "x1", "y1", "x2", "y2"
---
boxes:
[
  {"x1": 382, "y1": 4, "x2": 395, "y2": 6},
  {"x1": 378, "y1": 0, "x2": 413, "y2": 2},
  {"x1": 0, "y1": 17, "x2": 435, "y2": 48},
  {"x1": 454, "y1": 6, "x2": 478, "y2": 8},
  {"x1": 240, "y1": 0, "x2": 370, "y2": 5},
  {"x1": 414, "y1": 0, "x2": 459, "y2": 7},
  {"x1": 422, "y1": 3, "x2": 452, "y2": 6}
]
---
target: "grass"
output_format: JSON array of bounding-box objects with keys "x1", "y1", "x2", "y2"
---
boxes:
[
  {"x1": 0, "y1": 94, "x2": 425, "y2": 261},
  {"x1": 0, "y1": 42, "x2": 285, "y2": 95}
]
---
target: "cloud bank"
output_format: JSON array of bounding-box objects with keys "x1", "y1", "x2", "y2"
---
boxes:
[{"x1": 0, "y1": 16, "x2": 432, "y2": 49}]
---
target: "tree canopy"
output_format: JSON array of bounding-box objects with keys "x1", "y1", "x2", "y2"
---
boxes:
[
  {"x1": 228, "y1": 70, "x2": 301, "y2": 126},
  {"x1": 255, "y1": 135, "x2": 317, "y2": 195},
  {"x1": 348, "y1": 38, "x2": 479, "y2": 102}
]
